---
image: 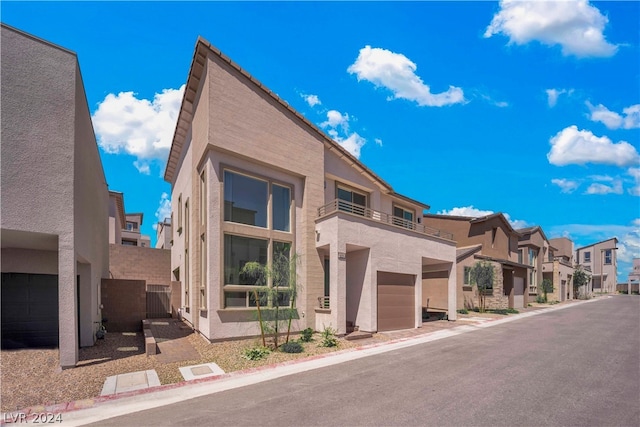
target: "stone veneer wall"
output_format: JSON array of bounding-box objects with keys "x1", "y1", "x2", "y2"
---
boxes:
[{"x1": 464, "y1": 263, "x2": 508, "y2": 310}]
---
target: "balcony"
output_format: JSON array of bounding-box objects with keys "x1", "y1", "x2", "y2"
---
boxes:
[{"x1": 317, "y1": 199, "x2": 454, "y2": 241}]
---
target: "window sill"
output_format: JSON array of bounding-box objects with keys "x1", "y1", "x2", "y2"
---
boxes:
[{"x1": 315, "y1": 308, "x2": 331, "y2": 314}]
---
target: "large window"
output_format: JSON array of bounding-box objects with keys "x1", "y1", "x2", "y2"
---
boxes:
[
  {"x1": 528, "y1": 248, "x2": 537, "y2": 266},
  {"x1": 463, "y1": 266, "x2": 472, "y2": 285},
  {"x1": 223, "y1": 236, "x2": 293, "y2": 308},
  {"x1": 337, "y1": 185, "x2": 367, "y2": 216},
  {"x1": 604, "y1": 249, "x2": 612, "y2": 265},
  {"x1": 224, "y1": 171, "x2": 268, "y2": 227},
  {"x1": 584, "y1": 251, "x2": 591, "y2": 263},
  {"x1": 272, "y1": 184, "x2": 291, "y2": 232}
]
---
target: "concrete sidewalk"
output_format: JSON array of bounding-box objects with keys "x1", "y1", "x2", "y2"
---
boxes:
[{"x1": 7, "y1": 298, "x2": 602, "y2": 426}]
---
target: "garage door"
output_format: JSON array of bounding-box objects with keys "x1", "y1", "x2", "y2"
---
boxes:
[
  {"x1": 377, "y1": 283, "x2": 414, "y2": 331},
  {"x1": 1, "y1": 273, "x2": 58, "y2": 348}
]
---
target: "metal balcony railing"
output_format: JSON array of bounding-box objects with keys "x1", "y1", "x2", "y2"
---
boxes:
[
  {"x1": 318, "y1": 296, "x2": 330, "y2": 309},
  {"x1": 317, "y1": 199, "x2": 454, "y2": 241}
]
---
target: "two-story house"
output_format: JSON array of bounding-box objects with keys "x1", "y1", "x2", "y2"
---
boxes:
[
  {"x1": 107, "y1": 191, "x2": 151, "y2": 247},
  {"x1": 576, "y1": 238, "x2": 618, "y2": 294},
  {"x1": 542, "y1": 237, "x2": 575, "y2": 302},
  {"x1": 517, "y1": 226, "x2": 552, "y2": 304},
  {"x1": 163, "y1": 36, "x2": 457, "y2": 341},
  {"x1": 1, "y1": 25, "x2": 109, "y2": 368},
  {"x1": 422, "y1": 213, "x2": 529, "y2": 310},
  {"x1": 155, "y1": 219, "x2": 172, "y2": 249}
]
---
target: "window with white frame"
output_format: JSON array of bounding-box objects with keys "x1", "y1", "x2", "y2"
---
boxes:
[
  {"x1": 584, "y1": 251, "x2": 591, "y2": 263},
  {"x1": 529, "y1": 248, "x2": 537, "y2": 266},
  {"x1": 529, "y1": 270, "x2": 537, "y2": 294},
  {"x1": 604, "y1": 249, "x2": 612, "y2": 265},
  {"x1": 463, "y1": 266, "x2": 472, "y2": 285}
]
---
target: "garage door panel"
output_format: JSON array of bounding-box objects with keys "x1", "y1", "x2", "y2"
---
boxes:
[
  {"x1": 1, "y1": 273, "x2": 59, "y2": 348},
  {"x1": 377, "y1": 282, "x2": 415, "y2": 332}
]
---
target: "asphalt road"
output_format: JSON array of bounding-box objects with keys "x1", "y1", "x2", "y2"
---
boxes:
[{"x1": 89, "y1": 296, "x2": 639, "y2": 426}]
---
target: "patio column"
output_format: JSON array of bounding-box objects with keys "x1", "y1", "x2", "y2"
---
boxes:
[
  {"x1": 58, "y1": 240, "x2": 78, "y2": 368},
  {"x1": 330, "y1": 243, "x2": 347, "y2": 335},
  {"x1": 447, "y1": 262, "x2": 457, "y2": 321}
]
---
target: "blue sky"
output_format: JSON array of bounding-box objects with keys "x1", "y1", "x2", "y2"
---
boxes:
[{"x1": 3, "y1": 1, "x2": 638, "y2": 280}]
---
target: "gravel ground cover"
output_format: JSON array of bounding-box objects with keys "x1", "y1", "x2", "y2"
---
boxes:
[{"x1": 0, "y1": 326, "x2": 359, "y2": 412}]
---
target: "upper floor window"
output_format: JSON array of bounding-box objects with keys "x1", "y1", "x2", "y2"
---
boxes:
[
  {"x1": 224, "y1": 170, "x2": 268, "y2": 228},
  {"x1": 393, "y1": 205, "x2": 415, "y2": 228},
  {"x1": 337, "y1": 185, "x2": 367, "y2": 216},
  {"x1": 584, "y1": 251, "x2": 591, "y2": 263},
  {"x1": 125, "y1": 221, "x2": 137, "y2": 231},
  {"x1": 604, "y1": 249, "x2": 612, "y2": 265},
  {"x1": 518, "y1": 250, "x2": 523, "y2": 264},
  {"x1": 529, "y1": 248, "x2": 537, "y2": 266}
]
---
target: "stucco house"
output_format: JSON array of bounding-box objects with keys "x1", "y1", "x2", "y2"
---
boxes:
[
  {"x1": 1, "y1": 24, "x2": 109, "y2": 368},
  {"x1": 163, "y1": 36, "x2": 457, "y2": 341},
  {"x1": 542, "y1": 237, "x2": 575, "y2": 302},
  {"x1": 576, "y1": 238, "x2": 618, "y2": 294},
  {"x1": 108, "y1": 191, "x2": 151, "y2": 247},
  {"x1": 155, "y1": 219, "x2": 172, "y2": 249},
  {"x1": 422, "y1": 213, "x2": 529, "y2": 310},
  {"x1": 517, "y1": 226, "x2": 552, "y2": 304}
]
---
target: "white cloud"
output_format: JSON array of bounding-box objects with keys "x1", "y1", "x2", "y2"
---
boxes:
[
  {"x1": 152, "y1": 192, "x2": 172, "y2": 230},
  {"x1": 437, "y1": 206, "x2": 529, "y2": 228},
  {"x1": 485, "y1": 0, "x2": 618, "y2": 58},
  {"x1": 374, "y1": 138, "x2": 383, "y2": 146},
  {"x1": 546, "y1": 88, "x2": 573, "y2": 107},
  {"x1": 627, "y1": 168, "x2": 640, "y2": 196},
  {"x1": 92, "y1": 85, "x2": 185, "y2": 173},
  {"x1": 586, "y1": 102, "x2": 640, "y2": 130},
  {"x1": 302, "y1": 94, "x2": 321, "y2": 107},
  {"x1": 584, "y1": 181, "x2": 623, "y2": 195},
  {"x1": 347, "y1": 46, "x2": 464, "y2": 107},
  {"x1": 551, "y1": 178, "x2": 580, "y2": 193},
  {"x1": 320, "y1": 109, "x2": 366, "y2": 158},
  {"x1": 547, "y1": 125, "x2": 640, "y2": 167},
  {"x1": 322, "y1": 110, "x2": 349, "y2": 130},
  {"x1": 335, "y1": 133, "x2": 366, "y2": 159}
]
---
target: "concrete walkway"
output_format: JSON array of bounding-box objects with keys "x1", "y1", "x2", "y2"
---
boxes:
[{"x1": 49, "y1": 298, "x2": 601, "y2": 426}]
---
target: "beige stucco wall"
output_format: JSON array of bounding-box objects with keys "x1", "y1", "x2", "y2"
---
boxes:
[
  {"x1": 1, "y1": 25, "x2": 108, "y2": 367},
  {"x1": 316, "y1": 213, "x2": 456, "y2": 334}
]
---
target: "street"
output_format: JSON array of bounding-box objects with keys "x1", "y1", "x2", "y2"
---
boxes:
[{"x1": 87, "y1": 296, "x2": 639, "y2": 426}]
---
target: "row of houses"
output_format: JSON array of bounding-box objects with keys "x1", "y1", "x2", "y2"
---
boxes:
[{"x1": 0, "y1": 25, "x2": 620, "y2": 369}]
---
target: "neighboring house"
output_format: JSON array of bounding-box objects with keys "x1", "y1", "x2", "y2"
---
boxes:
[
  {"x1": 542, "y1": 237, "x2": 575, "y2": 302},
  {"x1": 107, "y1": 191, "x2": 151, "y2": 247},
  {"x1": 163, "y1": 36, "x2": 457, "y2": 341},
  {"x1": 1, "y1": 24, "x2": 109, "y2": 368},
  {"x1": 624, "y1": 258, "x2": 640, "y2": 294},
  {"x1": 575, "y1": 238, "x2": 618, "y2": 294},
  {"x1": 155, "y1": 219, "x2": 172, "y2": 249},
  {"x1": 517, "y1": 226, "x2": 552, "y2": 304},
  {"x1": 422, "y1": 213, "x2": 529, "y2": 310}
]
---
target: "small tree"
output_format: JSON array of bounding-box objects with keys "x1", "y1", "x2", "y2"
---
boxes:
[
  {"x1": 470, "y1": 261, "x2": 495, "y2": 312},
  {"x1": 573, "y1": 266, "x2": 590, "y2": 300},
  {"x1": 241, "y1": 252, "x2": 300, "y2": 349},
  {"x1": 541, "y1": 278, "x2": 553, "y2": 302}
]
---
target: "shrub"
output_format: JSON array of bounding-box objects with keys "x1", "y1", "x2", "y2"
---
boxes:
[
  {"x1": 536, "y1": 295, "x2": 546, "y2": 304},
  {"x1": 493, "y1": 309, "x2": 508, "y2": 315},
  {"x1": 280, "y1": 341, "x2": 304, "y2": 353},
  {"x1": 319, "y1": 327, "x2": 338, "y2": 348},
  {"x1": 243, "y1": 346, "x2": 270, "y2": 361},
  {"x1": 457, "y1": 308, "x2": 469, "y2": 314},
  {"x1": 299, "y1": 327, "x2": 314, "y2": 342},
  {"x1": 506, "y1": 308, "x2": 519, "y2": 314}
]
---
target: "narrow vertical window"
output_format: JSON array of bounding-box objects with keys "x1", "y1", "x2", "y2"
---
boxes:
[
  {"x1": 272, "y1": 184, "x2": 291, "y2": 232},
  {"x1": 178, "y1": 194, "x2": 183, "y2": 233},
  {"x1": 200, "y1": 234, "x2": 206, "y2": 309},
  {"x1": 200, "y1": 170, "x2": 206, "y2": 226}
]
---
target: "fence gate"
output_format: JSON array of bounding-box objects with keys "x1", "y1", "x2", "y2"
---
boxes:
[{"x1": 146, "y1": 284, "x2": 171, "y2": 318}]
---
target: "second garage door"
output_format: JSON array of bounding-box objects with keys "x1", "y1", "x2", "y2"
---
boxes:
[{"x1": 377, "y1": 282, "x2": 414, "y2": 331}]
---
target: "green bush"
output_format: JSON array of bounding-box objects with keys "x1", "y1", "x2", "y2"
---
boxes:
[
  {"x1": 536, "y1": 295, "x2": 546, "y2": 304},
  {"x1": 506, "y1": 308, "x2": 519, "y2": 314},
  {"x1": 243, "y1": 346, "x2": 270, "y2": 361},
  {"x1": 457, "y1": 308, "x2": 469, "y2": 314},
  {"x1": 280, "y1": 341, "x2": 304, "y2": 353},
  {"x1": 493, "y1": 309, "x2": 508, "y2": 315},
  {"x1": 299, "y1": 327, "x2": 314, "y2": 342},
  {"x1": 319, "y1": 327, "x2": 338, "y2": 348}
]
